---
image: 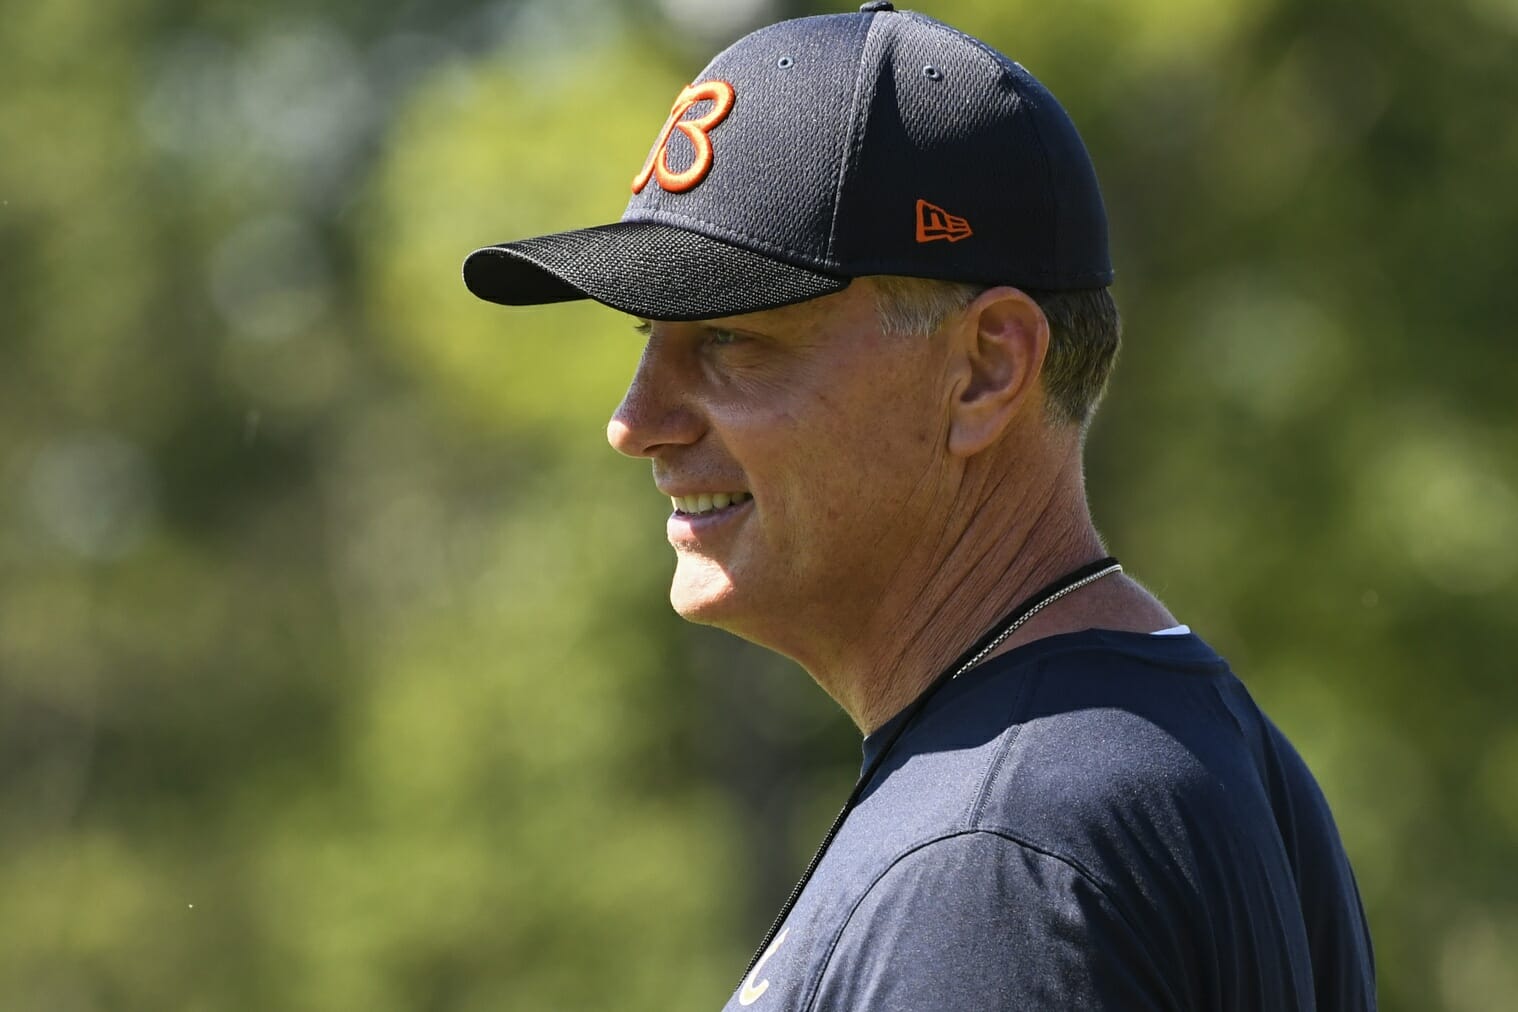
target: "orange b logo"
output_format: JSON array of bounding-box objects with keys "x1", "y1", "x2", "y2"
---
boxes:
[{"x1": 631, "y1": 80, "x2": 736, "y2": 195}]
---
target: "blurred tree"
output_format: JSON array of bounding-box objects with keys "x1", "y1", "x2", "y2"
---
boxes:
[{"x1": 1, "y1": 0, "x2": 1514, "y2": 1008}]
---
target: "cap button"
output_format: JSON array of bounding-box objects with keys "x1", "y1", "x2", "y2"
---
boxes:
[{"x1": 859, "y1": 1, "x2": 895, "y2": 11}]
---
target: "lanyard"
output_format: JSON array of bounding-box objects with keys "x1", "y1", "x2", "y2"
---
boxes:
[{"x1": 736, "y1": 556, "x2": 1123, "y2": 985}]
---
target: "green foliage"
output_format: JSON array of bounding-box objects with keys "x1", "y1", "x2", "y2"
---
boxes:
[{"x1": 1, "y1": 0, "x2": 1515, "y2": 1008}]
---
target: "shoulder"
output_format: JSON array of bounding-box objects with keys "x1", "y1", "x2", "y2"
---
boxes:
[
  {"x1": 956, "y1": 632, "x2": 1373, "y2": 1008},
  {"x1": 966, "y1": 632, "x2": 1251, "y2": 844},
  {"x1": 809, "y1": 830, "x2": 1179, "y2": 1011}
]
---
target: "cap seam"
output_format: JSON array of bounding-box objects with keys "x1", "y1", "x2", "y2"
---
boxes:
[
  {"x1": 824, "y1": 13, "x2": 885, "y2": 264},
  {"x1": 904, "y1": 12, "x2": 1061, "y2": 271},
  {"x1": 900, "y1": 12, "x2": 1020, "y2": 81},
  {"x1": 1012, "y1": 82, "x2": 1061, "y2": 278}
]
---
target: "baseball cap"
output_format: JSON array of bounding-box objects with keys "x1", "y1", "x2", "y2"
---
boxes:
[{"x1": 462, "y1": 2, "x2": 1112, "y2": 322}]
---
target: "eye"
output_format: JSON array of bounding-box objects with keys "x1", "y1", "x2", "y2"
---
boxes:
[{"x1": 705, "y1": 327, "x2": 742, "y2": 347}]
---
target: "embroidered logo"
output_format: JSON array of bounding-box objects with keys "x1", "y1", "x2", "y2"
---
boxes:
[
  {"x1": 631, "y1": 80, "x2": 736, "y2": 195},
  {"x1": 915, "y1": 199, "x2": 973, "y2": 243},
  {"x1": 738, "y1": 927, "x2": 789, "y2": 1006}
]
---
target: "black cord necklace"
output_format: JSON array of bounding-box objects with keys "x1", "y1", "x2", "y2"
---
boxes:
[{"x1": 737, "y1": 555, "x2": 1123, "y2": 985}]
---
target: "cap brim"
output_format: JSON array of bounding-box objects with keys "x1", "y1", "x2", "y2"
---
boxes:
[{"x1": 462, "y1": 221, "x2": 849, "y2": 322}]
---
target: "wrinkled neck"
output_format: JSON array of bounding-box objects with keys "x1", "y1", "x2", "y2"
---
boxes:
[{"x1": 808, "y1": 451, "x2": 1106, "y2": 733}]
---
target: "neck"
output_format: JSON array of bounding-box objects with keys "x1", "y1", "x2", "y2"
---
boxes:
[{"x1": 809, "y1": 452, "x2": 1108, "y2": 733}]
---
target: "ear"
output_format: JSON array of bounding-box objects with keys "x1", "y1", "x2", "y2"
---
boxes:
[{"x1": 945, "y1": 286, "x2": 1049, "y2": 458}]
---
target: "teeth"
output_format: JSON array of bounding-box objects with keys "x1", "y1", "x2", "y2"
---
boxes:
[{"x1": 671, "y1": 491, "x2": 751, "y2": 515}]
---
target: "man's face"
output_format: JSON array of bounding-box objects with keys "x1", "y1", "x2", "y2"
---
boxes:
[{"x1": 607, "y1": 282, "x2": 960, "y2": 655}]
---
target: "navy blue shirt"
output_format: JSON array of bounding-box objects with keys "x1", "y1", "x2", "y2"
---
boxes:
[{"x1": 721, "y1": 630, "x2": 1375, "y2": 1010}]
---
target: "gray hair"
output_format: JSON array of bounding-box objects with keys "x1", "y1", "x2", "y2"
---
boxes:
[{"x1": 867, "y1": 276, "x2": 1122, "y2": 428}]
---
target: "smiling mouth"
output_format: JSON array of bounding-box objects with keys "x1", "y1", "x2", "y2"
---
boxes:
[{"x1": 670, "y1": 491, "x2": 752, "y2": 516}]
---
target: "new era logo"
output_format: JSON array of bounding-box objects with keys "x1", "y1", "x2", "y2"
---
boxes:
[{"x1": 915, "y1": 199, "x2": 973, "y2": 243}]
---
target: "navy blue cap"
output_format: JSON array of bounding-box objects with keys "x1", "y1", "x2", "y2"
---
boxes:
[{"x1": 464, "y1": 6, "x2": 1112, "y2": 321}]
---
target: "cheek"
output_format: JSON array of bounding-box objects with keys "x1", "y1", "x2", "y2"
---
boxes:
[
  {"x1": 911, "y1": 413, "x2": 938, "y2": 447},
  {"x1": 810, "y1": 420, "x2": 935, "y2": 514},
  {"x1": 742, "y1": 368, "x2": 943, "y2": 517}
]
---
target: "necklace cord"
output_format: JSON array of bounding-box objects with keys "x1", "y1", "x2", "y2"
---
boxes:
[{"x1": 735, "y1": 556, "x2": 1123, "y2": 984}]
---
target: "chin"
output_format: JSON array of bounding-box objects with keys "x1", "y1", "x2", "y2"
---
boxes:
[
  {"x1": 668, "y1": 555, "x2": 745, "y2": 626},
  {"x1": 668, "y1": 556, "x2": 808, "y2": 662}
]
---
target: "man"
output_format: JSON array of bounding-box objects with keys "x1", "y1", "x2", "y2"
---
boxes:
[{"x1": 462, "y1": 4, "x2": 1375, "y2": 1008}]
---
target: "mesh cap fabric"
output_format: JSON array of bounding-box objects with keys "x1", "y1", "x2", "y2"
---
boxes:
[
  {"x1": 462, "y1": 223, "x2": 849, "y2": 321},
  {"x1": 463, "y1": 4, "x2": 1113, "y2": 320}
]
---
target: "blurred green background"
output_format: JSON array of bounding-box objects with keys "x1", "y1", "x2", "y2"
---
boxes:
[{"x1": 3, "y1": 0, "x2": 1515, "y2": 1007}]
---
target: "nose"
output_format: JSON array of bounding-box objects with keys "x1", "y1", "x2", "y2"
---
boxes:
[{"x1": 606, "y1": 334, "x2": 703, "y2": 459}]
